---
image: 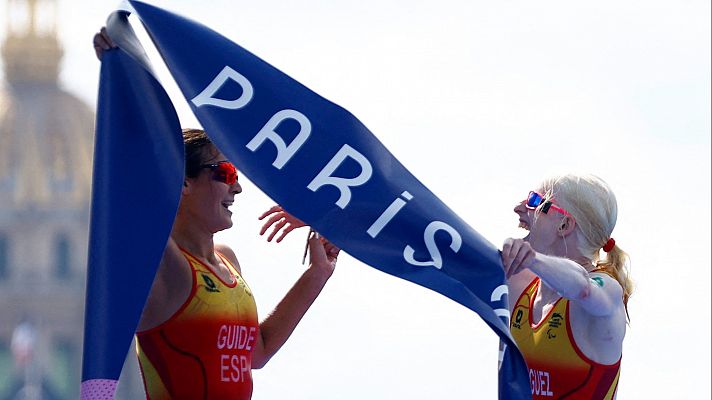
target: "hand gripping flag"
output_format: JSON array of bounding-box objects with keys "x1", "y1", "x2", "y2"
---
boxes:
[{"x1": 81, "y1": 2, "x2": 532, "y2": 398}]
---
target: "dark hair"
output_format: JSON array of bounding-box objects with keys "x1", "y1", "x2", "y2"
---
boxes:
[{"x1": 182, "y1": 128, "x2": 216, "y2": 178}]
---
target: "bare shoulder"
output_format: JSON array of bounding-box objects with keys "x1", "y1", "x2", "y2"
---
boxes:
[
  {"x1": 589, "y1": 271, "x2": 624, "y2": 298},
  {"x1": 163, "y1": 237, "x2": 185, "y2": 265},
  {"x1": 571, "y1": 271, "x2": 626, "y2": 319},
  {"x1": 215, "y1": 243, "x2": 242, "y2": 274}
]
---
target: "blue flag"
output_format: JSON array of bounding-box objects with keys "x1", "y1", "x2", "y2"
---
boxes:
[
  {"x1": 81, "y1": 2, "x2": 531, "y2": 398},
  {"x1": 80, "y1": 11, "x2": 184, "y2": 398}
]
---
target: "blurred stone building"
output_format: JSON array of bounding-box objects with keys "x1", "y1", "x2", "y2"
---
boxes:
[{"x1": 0, "y1": 0, "x2": 142, "y2": 398}]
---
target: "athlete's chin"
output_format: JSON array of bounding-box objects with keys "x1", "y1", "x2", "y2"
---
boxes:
[
  {"x1": 220, "y1": 219, "x2": 233, "y2": 231},
  {"x1": 211, "y1": 219, "x2": 233, "y2": 233}
]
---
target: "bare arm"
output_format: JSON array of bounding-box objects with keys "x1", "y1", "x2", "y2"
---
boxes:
[
  {"x1": 137, "y1": 237, "x2": 192, "y2": 331},
  {"x1": 251, "y1": 234, "x2": 339, "y2": 368},
  {"x1": 501, "y1": 238, "x2": 622, "y2": 317}
]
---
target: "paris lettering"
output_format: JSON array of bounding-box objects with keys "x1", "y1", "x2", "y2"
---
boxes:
[
  {"x1": 192, "y1": 66, "x2": 462, "y2": 272},
  {"x1": 194, "y1": 67, "x2": 513, "y2": 370}
]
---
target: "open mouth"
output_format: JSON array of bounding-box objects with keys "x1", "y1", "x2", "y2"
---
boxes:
[
  {"x1": 221, "y1": 201, "x2": 233, "y2": 210},
  {"x1": 518, "y1": 219, "x2": 530, "y2": 230}
]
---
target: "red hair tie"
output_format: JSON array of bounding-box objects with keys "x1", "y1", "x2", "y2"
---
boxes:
[{"x1": 603, "y1": 238, "x2": 616, "y2": 252}]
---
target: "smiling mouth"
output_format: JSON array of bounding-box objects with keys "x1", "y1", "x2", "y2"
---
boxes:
[
  {"x1": 221, "y1": 201, "x2": 233, "y2": 210},
  {"x1": 518, "y1": 220, "x2": 530, "y2": 230}
]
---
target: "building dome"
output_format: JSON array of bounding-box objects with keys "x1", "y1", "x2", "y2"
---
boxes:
[
  {"x1": 0, "y1": 0, "x2": 94, "y2": 211},
  {"x1": 0, "y1": 1, "x2": 103, "y2": 398},
  {"x1": 0, "y1": 82, "x2": 94, "y2": 210}
]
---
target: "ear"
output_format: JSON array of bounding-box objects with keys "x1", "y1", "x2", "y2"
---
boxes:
[{"x1": 557, "y1": 216, "x2": 576, "y2": 237}]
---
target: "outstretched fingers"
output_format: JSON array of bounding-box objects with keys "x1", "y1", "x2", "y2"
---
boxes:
[
  {"x1": 266, "y1": 218, "x2": 288, "y2": 242},
  {"x1": 258, "y1": 205, "x2": 307, "y2": 242},
  {"x1": 275, "y1": 224, "x2": 298, "y2": 243},
  {"x1": 258, "y1": 205, "x2": 283, "y2": 221},
  {"x1": 259, "y1": 213, "x2": 283, "y2": 236}
]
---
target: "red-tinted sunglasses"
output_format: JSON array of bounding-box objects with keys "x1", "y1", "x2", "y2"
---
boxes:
[
  {"x1": 526, "y1": 191, "x2": 572, "y2": 216},
  {"x1": 200, "y1": 161, "x2": 238, "y2": 185}
]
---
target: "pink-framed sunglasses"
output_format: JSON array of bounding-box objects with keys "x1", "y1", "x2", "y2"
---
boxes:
[{"x1": 525, "y1": 191, "x2": 572, "y2": 217}]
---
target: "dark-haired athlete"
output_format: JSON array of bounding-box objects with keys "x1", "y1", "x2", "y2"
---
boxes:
[{"x1": 95, "y1": 32, "x2": 338, "y2": 400}]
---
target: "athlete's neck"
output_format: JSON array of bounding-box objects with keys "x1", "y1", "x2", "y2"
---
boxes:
[{"x1": 171, "y1": 219, "x2": 218, "y2": 263}]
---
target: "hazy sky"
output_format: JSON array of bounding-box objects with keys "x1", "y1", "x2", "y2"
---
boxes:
[{"x1": 3, "y1": 0, "x2": 709, "y2": 398}]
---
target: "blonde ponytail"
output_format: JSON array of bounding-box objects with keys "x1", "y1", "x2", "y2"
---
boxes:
[{"x1": 595, "y1": 244, "x2": 633, "y2": 320}]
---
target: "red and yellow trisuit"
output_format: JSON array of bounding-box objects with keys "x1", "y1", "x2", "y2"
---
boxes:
[
  {"x1": 135, "y1": 248, "x2": 259, "y2": 400},
  {"x1": 510, "y1": 278, "x2": 621, "y2": 399}
]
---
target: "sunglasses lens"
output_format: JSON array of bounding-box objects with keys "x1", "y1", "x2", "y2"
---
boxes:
[
  {"x1": 527, "y1": 191, "x2": 542, "y2": 208},
  {"x1": 213, "y1": 162, "x2": 238, "y2": 185}
]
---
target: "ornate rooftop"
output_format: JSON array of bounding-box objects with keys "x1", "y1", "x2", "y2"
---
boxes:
[{"x1": 0, "y1": 0, "x2": 94, "y2": 212}]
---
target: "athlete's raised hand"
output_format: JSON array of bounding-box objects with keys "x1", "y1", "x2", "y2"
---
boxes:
[
  {"x1": 258, "y1": 205, "x2": 307, "y2": 242},
  {"x1": 308, "y1": 232, "x2": 340, "y2": 277},
  {"x1": 501, "y1": 238, "x2": 536, "y2": 279},
  {"x1": 93, "y1": 27, "x2": 117, "y2": 60}
]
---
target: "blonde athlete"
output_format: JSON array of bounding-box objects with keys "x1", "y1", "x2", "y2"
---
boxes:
[{"x1": 502, "y1": 174, "x2": 632, "y2": 399}]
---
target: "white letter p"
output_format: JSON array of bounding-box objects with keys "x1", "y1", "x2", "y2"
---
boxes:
[{"x1": 191, "y1": 66, "x2": 254, "y2": 109}]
